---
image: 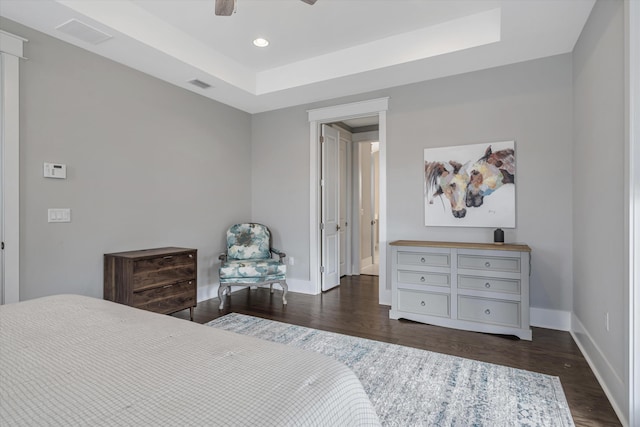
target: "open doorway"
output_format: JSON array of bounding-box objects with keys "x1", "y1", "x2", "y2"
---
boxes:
[{"x1": 307, "y1": 97, "x2": 390, "y2": 304}]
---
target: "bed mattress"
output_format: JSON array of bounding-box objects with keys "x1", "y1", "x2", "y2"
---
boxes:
[{"x1": 0, "y1": 294, "x2": 380, "y2": 426}]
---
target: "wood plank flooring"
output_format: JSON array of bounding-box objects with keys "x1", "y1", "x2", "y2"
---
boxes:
[{"x1": 172, "y1": 275, "x2": 621, "y2": 426}]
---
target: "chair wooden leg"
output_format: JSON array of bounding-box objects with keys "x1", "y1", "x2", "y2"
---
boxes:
[
  {"x1": 281, "y1": 280, "x2": 288, "y2": 305},
  {"x1": 270, "y1": 283, "x2": 274, "y2": 294},
  {"x1": 218, "y1": 283, "x2": 227, "y2": 310}
]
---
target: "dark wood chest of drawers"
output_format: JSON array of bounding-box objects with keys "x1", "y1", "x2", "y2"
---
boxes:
[{"x1": 104, "y1": 247, "x2": 197, "y2": 320}]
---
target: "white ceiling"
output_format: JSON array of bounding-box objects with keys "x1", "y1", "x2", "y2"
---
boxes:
[{"x1": 1, "y1": 0, "x2": 595, "y2": 114}]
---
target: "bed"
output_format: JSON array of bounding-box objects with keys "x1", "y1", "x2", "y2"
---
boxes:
[{"x1": 0, "y1": 294, "x2": 380, "y2": 426}]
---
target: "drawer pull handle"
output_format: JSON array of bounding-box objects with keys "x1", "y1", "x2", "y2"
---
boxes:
[
  {"x1": 484, "y1": 309, "x2": 491, "y2": 315},
  {"x1": 421, "y1": 301, "x2": 426, "y2": 306},
  {"x1": 189, "y1": 254, "x2": 194, "y2": 259},
  {"x1": 420, "y1": 276, "x2": 425, "y2": 282},
  {"x1": 420, "y1": 257, "x2": 426, "y2": 263},
  {"x1": 163, "y1": 256, "x2": 173, "y2": 260},
  {"x1": 485, "y1": 261, "x2": 491, "y2": 268},
  {"x1": 189, "y1": 281, "x2": 192, "y2": 285},
  {"x1": 485, "y1": 282, "x2": 491, "y2": 288}
]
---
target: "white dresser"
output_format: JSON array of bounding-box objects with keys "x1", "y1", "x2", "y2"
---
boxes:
[{"x1": 389, "y1": 240, "x2": 532, "y2": 340}]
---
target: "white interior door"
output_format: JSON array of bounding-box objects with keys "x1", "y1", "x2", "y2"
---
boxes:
[
  {"x1": 359, "y1": 143, "x2": 373, "y2": 269},
  {"x1": 372, "y1": 148, "x2": 380, "y2": 264},
  {"x1": 321, "y1": 124, "x2": 340, "y2": 291},
  {"x1": 339, "y1": 135, "x2": 348, "y2": 276}
]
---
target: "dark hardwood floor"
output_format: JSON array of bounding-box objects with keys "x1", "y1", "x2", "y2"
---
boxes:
[{"x1": 173, "y1": 275, "x2": 621, "y2": 426}]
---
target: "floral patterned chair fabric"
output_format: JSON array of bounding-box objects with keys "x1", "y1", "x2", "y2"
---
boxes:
[{"x1": 218, "y1": 223, "x2": 288, "y2": 310}]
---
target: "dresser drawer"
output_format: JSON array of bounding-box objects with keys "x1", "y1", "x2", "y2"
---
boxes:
[
  {"x1": 457, "y1": 254, "x2": 520, "y2": 273},
  {"x1": 458, "y1": 296, "x2": 520, "y2": 327},
  {"x1": 133, "y1": 253, "x2": 196, "y2": 290},
  {"x1": 133, "y1": 280, "x2": 196, "y2": 314},
  {"x1": 458, "y1": 275, "x2": 520, "y2": 294},
  {"x1": 398, "y1": 289, "x2": 449, "y2": 318},
  {"x1": 397, "y1": 251, "x2": 450, "y2": 267},
  {"x1": 397, "y1": 270, "x2": 450, "y2": 287}
]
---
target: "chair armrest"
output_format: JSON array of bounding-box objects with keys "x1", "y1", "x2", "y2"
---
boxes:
[
  {"x1": 270, "y1": 248, "x2": 286, "y2": 262},
  {"x1": 218, "y1": 253, "x2": 227, "y2": 262}
]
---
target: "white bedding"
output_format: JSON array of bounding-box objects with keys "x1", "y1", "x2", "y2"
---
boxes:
[{"x1": 0, "y1": 295, "x2": 380, "y2": 426}]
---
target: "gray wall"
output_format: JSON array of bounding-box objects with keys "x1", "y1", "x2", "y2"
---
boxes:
[
  {"x1": 572, "y1": 0, "x2": 626, "y2": 418},
  {"x1": 250, "y1": 108, "x2": 310, "y2": 279},
  {"x1": 1, "y1": 18, "x2": 252, "y2": 301},
  {"x1": 252, "y1": 54, "x2": 574, "y2": 312}
]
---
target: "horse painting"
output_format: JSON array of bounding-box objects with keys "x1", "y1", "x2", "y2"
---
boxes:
[{"x1": 424, "y1": 141, "x2": 516, "y2": 227}]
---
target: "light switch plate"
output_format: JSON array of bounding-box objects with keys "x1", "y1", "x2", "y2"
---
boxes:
[{"x1": 48, "y1": 208, "x2": 71, "y2": 223}]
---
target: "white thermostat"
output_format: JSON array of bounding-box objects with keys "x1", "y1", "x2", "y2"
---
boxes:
[{"x1": 44, "y1": 162, "x2": 67, "y2": 179}]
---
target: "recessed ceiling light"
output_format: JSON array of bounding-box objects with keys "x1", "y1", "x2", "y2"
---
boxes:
[{"x1": 253, "y1": 38, "x2": 269, "y2": 48}]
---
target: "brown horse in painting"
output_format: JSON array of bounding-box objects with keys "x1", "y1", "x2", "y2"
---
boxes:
[
  {"x1": 465, "y1": 146, "x2": 515, "y2": 208},
  {"x1": 425, "y1": 145, "x2": 515, "y2": 219}
]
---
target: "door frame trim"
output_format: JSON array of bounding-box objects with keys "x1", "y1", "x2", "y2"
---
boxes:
[
  {"x1": 626, "y1": 0, "x2": 639, "y2": 423},
  {"x1": 308, "y1": 97, "x2": 389, "y2": 302}
]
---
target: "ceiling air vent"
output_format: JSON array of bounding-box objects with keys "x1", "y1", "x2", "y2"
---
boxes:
[
  {"x1": 55, "y1": 19, "x2": 113, "y2": 45},
  {"x1": 188, "y1": 79, "x2": 212, "y2": 89}
]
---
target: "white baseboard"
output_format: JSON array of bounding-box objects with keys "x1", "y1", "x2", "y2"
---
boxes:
[
  {"x1": 197, "y1": 282, "x2": 257, "y2": 302},
  {"x1": 571, "y1": 313, "x2": 627, "y2": 426},
  {"x1": 197, "y1": 282, "x2": 219, "y2": 303},
  {"x1": 286, "y1": 278, "x2": 316, "y2": 295},
  {"x1": 379, "y1": 289, "x2": 391, "y2": 306},
  {"x1": 530, "y1": 307, "x2": 571, "y2": 331},
  {"x1": 197, "y1": 279, "x2": 317, "y2": 303}
]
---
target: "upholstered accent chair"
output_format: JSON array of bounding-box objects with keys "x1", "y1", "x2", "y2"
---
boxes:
[{"x1": 218, "y1": 223, "x2": 288, "y2": 310}]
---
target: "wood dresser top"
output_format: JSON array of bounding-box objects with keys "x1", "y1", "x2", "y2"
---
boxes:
[
  {"x1": 389, "y1": 240, "x2": 531, "y2": 252},
  {"x1": 104, "y1": 247, "x2": 196, "y2": 259}
]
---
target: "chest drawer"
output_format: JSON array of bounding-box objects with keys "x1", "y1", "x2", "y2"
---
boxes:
[
  {"x1": 133, "y1": 252, "x2": 196, "y2": 291},
  {"x1": 390, "y1": 241, "x2": 531, "y2": 340},
  {"x1": 397, "y1": 270, "x2": 450, "y2": 287},
  {"x1": 458, "y1": 275, "x2": 520, "y2": 294},
  {"x1": 397, "y1": 289, "x2": 450, "y2": 318},
  {"x1": 458, "y1": 296, "x2": 520, "y2": 328},
  {"x1": 458, "y1": 254, "x2": 520, "y2": 273},
  {"x1": 133, "y1": 280, "x2": 196, "y2": 314},
  {"x1": 397, "y1": 251, "x2": 450, "y2": 268},
  {"x1": 104, "y1": 247, "x2": 197, "y2": 319}
]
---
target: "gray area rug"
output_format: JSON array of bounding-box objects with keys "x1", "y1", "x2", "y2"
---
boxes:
[{"x1": 207, "y1": 313, "x2": 574, "y2": 427}]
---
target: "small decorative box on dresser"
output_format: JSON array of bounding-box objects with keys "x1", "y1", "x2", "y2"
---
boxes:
[
  {"x1": 389, "y1": 240, "x2": 532, "y2": 340},
  {"x1": 104, "y1": 247, "x2": 197, "y2": 320}
]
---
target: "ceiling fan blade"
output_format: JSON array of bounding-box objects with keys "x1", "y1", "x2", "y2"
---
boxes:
[
  {"x1": 215, "y1": 0, "x2": 236, "y2": 16},
  {"x1": 300, "y1": 0, "x2": 318, "y2": 5}
]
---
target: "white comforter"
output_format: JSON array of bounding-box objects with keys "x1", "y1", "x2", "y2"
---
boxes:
[{"x1": 0, "y1": 294, "x2": 380, "y2": 426}]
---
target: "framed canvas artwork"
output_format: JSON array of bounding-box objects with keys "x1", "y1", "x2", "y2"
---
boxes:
[{"x1": 424, "y1": 141, "x2": 516, "y2": 228}]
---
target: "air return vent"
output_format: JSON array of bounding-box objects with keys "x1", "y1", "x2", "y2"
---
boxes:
[
  {"x1": 55, "y1": 19, "x2": 113, "y2": 45},
  {"x1": 188, "y1": 79, "x2": 212, "y2": 89}
]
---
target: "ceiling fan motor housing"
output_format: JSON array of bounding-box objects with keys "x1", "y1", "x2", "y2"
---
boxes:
[{"x1": 215, "y1": 0, "x2": 316, "y2": 16}]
